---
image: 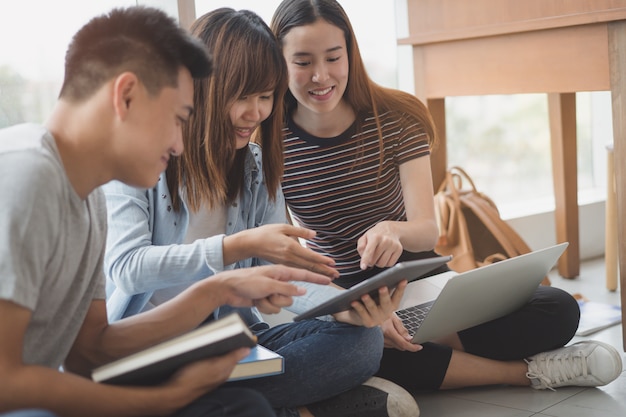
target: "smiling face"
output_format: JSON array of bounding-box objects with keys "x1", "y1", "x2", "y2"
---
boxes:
[
  {"x1": 117, "y1": 67, "x2": 194, "y2": 188},
  {"x1": 281, "y1": 19, "x2": 349, "y2": 119},
  {"x1": 229, "y1": 91, "x2": 274, "y2": 149}
]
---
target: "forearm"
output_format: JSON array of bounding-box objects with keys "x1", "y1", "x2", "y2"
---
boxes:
[
  {"x1": 104, "y1": 181, "x2": 225, "y2": 295},
  {"x1": 67, "y1": 285, "x2": 225, "y2": 372},
  {"x1": 222, "y1": 230, "x2": 254, "y2": 266},
  {"x1": 106, "y1": 236, "x2": 224, "y2": 294},
  {"x1": 1, "y1": 365, "x2": 185, "y2": 417},
  {"x1": 392, "y1": 218, "x2": 439, "y2": 253},
  {"x1": 396, "y1": 155, "x2": 440, "y2": 253},
  {"x1": 105, "y1": 286, "x2": 221, "y2": 356}
]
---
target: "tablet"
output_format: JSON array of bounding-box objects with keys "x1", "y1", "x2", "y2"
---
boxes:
[{"x1": 293, "y1": 256, "x2": 452, "y2": 321}]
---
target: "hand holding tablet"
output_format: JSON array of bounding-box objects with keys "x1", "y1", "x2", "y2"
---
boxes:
[{"x1": 294, "y1": 256, "x2": 452, "y2": 321}]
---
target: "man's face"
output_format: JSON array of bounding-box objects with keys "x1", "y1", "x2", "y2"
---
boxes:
[{"x1": 116, "y1": 67, "x2": 194, "y2": 188}]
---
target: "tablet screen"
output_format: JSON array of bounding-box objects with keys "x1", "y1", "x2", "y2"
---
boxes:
[{"x1": 293, "y1": 256, "x2": 452, "y2": 321}]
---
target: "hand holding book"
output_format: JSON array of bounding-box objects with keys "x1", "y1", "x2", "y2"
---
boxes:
[
  {"x1": 93, "y1": 264, "x2": 327, "y2": 387},
  {"x1": 92, "y1": 313, "x2": 283, "y2": 386},
  {"x1": 166, "y1": 346, "x2": 253, "y2": 388}
]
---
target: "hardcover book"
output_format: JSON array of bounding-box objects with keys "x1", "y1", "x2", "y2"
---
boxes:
[
  {"x1": 228, "y1": 344, "x2": 284, "y2": 381},
  {"x1": 92, "y1": 313, "x2": 275, "y2": 385}
]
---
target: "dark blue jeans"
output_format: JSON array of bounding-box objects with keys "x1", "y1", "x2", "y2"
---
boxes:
[{"x1": 231, "y1": 319, "x2": 384, "y2": 417}]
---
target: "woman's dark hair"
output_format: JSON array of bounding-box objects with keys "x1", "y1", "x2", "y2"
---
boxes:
[{"x1": 168, "y1": 8, "x2": 288, "y2": 211}]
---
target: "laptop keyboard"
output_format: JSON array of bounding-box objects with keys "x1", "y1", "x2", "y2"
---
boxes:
[{"x1": 396, "y1": 300, "x2": 435, "y2": 336}]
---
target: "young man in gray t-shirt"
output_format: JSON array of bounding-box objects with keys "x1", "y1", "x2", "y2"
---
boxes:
[{"x1": 0, "y1": 7, "x2": 331, "y2": 417}]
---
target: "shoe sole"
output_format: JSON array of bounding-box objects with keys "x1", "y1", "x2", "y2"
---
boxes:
[{"x1": 363, "y1": 377, "x2": 420, "y2": 417}]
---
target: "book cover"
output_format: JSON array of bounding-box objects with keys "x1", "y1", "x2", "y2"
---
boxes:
[
  {"x1": 92, "y1": 313, "x2": 256, "y2": 386},
  {"x1": 227, "y1": 344, "x2": 284, "y2": 381},
  {"x1": 576, "y1": 300, "x2": 622, "y2": 337}
]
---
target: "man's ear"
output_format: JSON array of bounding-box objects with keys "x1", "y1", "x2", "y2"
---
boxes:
[{"x1": 112, "y1": 72, "x2": 139, "y2": 119}]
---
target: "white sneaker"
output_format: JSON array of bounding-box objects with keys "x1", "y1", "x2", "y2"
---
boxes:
[
  {"x1": 526, "y1": 340, "x2": 623, "y2": 390},
  {"x1": 306, "y1": 376, "x2": 419, "y2": 417}
]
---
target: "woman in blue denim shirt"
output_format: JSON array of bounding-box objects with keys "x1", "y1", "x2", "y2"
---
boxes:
[{"x1": 103, "y1": 8, "x2": 418, "y2": 417}]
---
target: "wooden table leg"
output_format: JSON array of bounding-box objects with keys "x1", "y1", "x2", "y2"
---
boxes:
[
  {"x1": 428, "y1": 98, "x2": 447, "y2": 190},
  {"x1": 548, "y1": 93, "x2": 580, "y2": 279},
  {"x1": 608, "y1": 21, "x2": 626, "y2": 351}
]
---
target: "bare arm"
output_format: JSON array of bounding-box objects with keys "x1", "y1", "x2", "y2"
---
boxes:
[
  {"x1": 0, "y1": 299, "x2": 237, "y2": 417},
  {"x1": 66, "y1": 265, "x2": 331, "y2": 373},
  {"x1": 357, "y1": 156, "x2": 440, "y2": 269},
  {"x1": 0, "y1": 266, "x2": 329, "y2": 417}
]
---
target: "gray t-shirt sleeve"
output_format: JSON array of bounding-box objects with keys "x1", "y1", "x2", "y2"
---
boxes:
[{"x1": 0, "y1": 149, "x2": 62, "y2": 310}]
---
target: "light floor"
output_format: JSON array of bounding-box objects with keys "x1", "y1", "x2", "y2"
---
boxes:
[{"x1": 412, "y1": 256, "x2": 625, "y2": 417}]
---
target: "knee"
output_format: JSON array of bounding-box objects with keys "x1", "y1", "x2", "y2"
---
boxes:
[
  {"x1": 536, "y1": 286, "x2": 580, "y2": 343},
  {"x1": 345, "y1": 325, "x2": 385, "y2": 373},
  {"x1": 547, "y1": 286, "x2": 580, "y2": 320},
  {"x1": 348, "y1": 324, "x2": 384, "y2": 350}
]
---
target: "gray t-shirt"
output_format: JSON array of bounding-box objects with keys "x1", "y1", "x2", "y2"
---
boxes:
[{"x1": 0, "y1": 123, "x2": 106, "y2": 368}]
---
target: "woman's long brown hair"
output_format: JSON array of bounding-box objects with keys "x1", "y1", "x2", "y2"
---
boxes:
[{"x1": 167, "y1": 8, "x2": 288, "y2": 212}]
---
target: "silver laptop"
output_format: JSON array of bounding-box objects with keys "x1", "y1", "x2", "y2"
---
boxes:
[{"x1": 396, "y1": 243, "x2": 568, "y2": 344}]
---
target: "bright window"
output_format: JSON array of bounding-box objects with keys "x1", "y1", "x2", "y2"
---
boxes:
[
  {"x1": 0, "y1": 0, "x2": 175, "y2": 127},
  {"x1": 444, "y1": 91, "x2": 612, "y2": 218}
]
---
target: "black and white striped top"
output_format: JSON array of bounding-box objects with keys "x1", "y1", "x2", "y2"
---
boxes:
[{"x1": 282, "y1": 109, "x2": 430, "y2": 281}]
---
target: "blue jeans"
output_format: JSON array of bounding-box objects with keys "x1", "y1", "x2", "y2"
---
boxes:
[{"x1": 230, "y1": 319, "x2": 384, "y2": 417}]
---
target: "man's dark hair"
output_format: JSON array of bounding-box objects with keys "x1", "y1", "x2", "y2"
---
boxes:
[{"x1": 59, "y1": 6, "x2": 212, "y2": 101}]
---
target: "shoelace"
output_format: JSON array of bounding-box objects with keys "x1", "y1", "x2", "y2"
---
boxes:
[{"x1": 526, "y1": 349, "x2": 589, "y2": 390}]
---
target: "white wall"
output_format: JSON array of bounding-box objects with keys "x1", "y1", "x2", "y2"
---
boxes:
[{"x1": 507, "y1": 200, "x2": 606, "y2": 261}]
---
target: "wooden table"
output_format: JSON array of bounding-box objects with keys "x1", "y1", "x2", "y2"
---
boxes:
[{"x1": 399, "y1": 0, "x2": 626, "y2": 349}]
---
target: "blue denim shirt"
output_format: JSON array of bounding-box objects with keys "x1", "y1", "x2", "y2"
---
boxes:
[{"x1": 104, "y1": 143, "x2": 339, "y2": 325}]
